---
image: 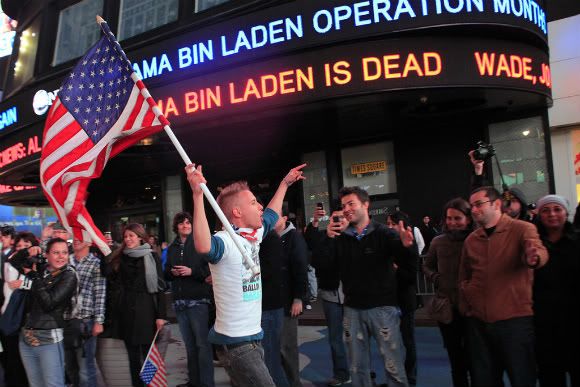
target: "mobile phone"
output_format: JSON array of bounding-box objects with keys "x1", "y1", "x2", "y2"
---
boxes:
[
  {"x1": 316, "y1": 202, "x2": 323, "y2": 210},
  {"x1": 333, "y1": 215, "x2": 341, "y2": 223}
]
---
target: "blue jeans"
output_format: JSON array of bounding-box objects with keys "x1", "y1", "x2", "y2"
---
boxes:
[
  {"x1": 176, "y1": 303, "x2": 215, "y2": 387},
  {"x1": 19, "y1": 335, "x2": 66, "y2": 387},
  {"x1": 466, "y1": 316, "x2": 536, "y2": 387},
  {"x1": 343, "y1": 306, "x2": 408, "y2": 387},
  {"x1": 65, "y1": 320, "x2": 98, "y2": 387},
  {"x1": 216, "y1": 341, "x2": 275, "y2": 387},
  {"x1": 322, "y1": 300, "x2": 349, "y2": 380},
  {"x1": 261, "y1": 308, "x2": 288, "y2": 387}
]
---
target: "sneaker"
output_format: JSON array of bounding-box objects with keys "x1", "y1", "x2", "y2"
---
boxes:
[
  {"x1": 327, "y1": 376, "x2": 351, "y2": 386},
  {"x1": 305, "y1": 304, "x2": 312, "y2": 310}
]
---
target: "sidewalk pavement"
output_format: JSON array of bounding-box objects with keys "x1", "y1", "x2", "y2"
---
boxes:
[{"x1": 165, "y1": 323, "x2": 453, "y2": 387}]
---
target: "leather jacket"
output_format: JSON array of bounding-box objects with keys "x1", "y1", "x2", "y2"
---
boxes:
[{"x1": 24, "y1": 265, "x2": 77, "y2": 330}]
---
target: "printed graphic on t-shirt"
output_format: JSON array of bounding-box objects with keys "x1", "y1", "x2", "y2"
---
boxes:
[{"x1": 241, "y1": 243, "x2": 261, "y2": 301}]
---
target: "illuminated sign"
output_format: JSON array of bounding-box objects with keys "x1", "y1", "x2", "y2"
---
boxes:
[
  {"x1": 0, "y1": 184, "x2": 36, "y2": 194},
  {"x1": 0, "y1": 106, "x2": 17, "y2": 131},
  {"x1": 33, "y1": 89, "x2": 60, "y2": 116},
  {"x1": 0, "y1": 135, "x2": 41, "y2": 168},
  {"x1": 130, "y1": 0, "x2": 547, "y2": 82},
  {"x1": 151, "y1": 37, "x2": 551, "y2": 125},
  {"x1": 351, "y1": 161, "x2": 387, "y2": 175}
]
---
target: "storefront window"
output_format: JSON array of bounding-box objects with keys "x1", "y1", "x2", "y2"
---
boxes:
[
  {"x1": 489, "y1": 116, "x2": 550, "y2": 203},
  {"x1": 53, "y1": 0, "x2": 103, "y2": 66},
  {"x1": 9, "y1": 17, "x2": 40, "y2": 92},
  {"x1": 302, "y1": 151, "x2": 330, "y2": 227},
  {"x1": 119, "y1": 0, "x2": 178, "y2": 41},
  {"x1": 196, "y1": 0, "x2": 229, "y2": 12},
  {"x1": 341, "y1": 142, "x2": 397, "y2": 196}
]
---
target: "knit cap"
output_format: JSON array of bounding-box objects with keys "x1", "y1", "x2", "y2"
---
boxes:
[{"x1": 536, "y1": 194, "x2": 569, "y2": 213}]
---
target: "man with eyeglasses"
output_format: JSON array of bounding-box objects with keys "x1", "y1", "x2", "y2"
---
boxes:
[{"x1": 458, "y1": 186, "x2": 549, "y2": 387}]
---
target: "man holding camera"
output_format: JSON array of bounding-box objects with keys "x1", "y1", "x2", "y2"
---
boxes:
[
  {"x1": 469, "y1": 147, "x2": 532, "y2": 221},
  {"x1": 459, "y1": 186, "x2": 548, "y2": 387},
  {"x1": 64, "y1": 238, "x2": 106, "y2": 387},
  {"x1": 313, "y1": 187, "x2": 417, "y2": 387}
]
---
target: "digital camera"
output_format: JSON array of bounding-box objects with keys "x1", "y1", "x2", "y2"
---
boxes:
[{"x1": 473, "y1": 141, "x2": 496, "y2": 161}]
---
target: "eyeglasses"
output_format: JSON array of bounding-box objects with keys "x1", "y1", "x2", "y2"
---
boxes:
[{"x1": 470, "y1": 200, "x2": 493, "y2": 209}]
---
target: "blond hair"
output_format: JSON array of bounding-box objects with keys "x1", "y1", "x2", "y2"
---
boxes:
[{"x1": 217, "y1": 181, "x2": 250, "y2": 222}]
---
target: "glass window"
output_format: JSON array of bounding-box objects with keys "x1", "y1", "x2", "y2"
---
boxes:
[
  {"x1": 341, "y1": 142, "x2": 397, "y2": 196},
  {"x1": 53, "y1": 0, "x2": 103, "y2": 66},
  {"x1": 196, "y1": 0, "x2": 229, "y2": 12},
  {"x1": 118, "y1": 0, "x2": 178, "y2": 41},
  {"x1": 488, "y1": 116, "x2": 550, "y2": 204},
  {"x1": 9, "y1": 18, "x2": 41, "y2": 91},
  {"x1": 302, "y1": 151, "x2": 330, "y2": 227}
]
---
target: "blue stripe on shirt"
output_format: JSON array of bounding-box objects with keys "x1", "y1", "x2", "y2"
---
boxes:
[
  {"x1": 206, "y1": 235, "x2": 225, "y2": 263},
  {"x1": 262, "y1": 207, "x2": 279, "y2": 235}
]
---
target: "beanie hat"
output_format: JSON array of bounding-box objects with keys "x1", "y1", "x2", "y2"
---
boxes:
[
  {"x1": 507, "y1": 187, "x2": 527, "y2": 206},
  {"x1": 536, "y1": 194, "x2": 569, "y2": 213}
]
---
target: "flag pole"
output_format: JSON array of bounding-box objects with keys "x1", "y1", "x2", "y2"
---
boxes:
[
  {"x1": 139, "y1": 325, "x2": 163, "y2": 375},
  {"x1": 96, "y1": 16, "x2": 260, "y2": 276}
]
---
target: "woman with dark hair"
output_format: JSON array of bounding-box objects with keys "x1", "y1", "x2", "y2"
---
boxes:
[
  {"x1": 19, "y1": 238, "x2": 77, "y2": 387},
  {"x1": 422, "y1": 198, "x2": 473, "y2": 387},
  {"x1": 0, "y1": 231, "x2": 40, "y2": 387},
  {"x1": 533, "y1": 195, "x2": 579, "y2": 387},
  {"x1": 105, "y1": 223, "x2": 167, "y2": 387}
]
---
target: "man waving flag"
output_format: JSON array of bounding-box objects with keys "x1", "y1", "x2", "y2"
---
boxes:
[{"x1": 40, "y1": 17, "x2": 168, "y2": 255}]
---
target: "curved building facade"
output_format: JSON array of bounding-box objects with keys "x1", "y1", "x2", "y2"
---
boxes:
[{"x1": 0, "y1": 0, "x2": 554, "y2": 241}]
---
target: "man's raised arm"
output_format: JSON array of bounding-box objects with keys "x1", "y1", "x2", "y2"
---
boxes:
[
  {"x1": 185, "y1": 164, "x2": 212, "y2": 254},
  {"x1": 267, "y1": 164, "x2": 307, "y2": 216}
]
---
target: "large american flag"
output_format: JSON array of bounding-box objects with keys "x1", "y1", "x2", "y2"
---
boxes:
[
  {"x1": 40, "y1": 22, "x2": 167, "y2": 254},
  {"x1": 140, "y1": 341, "x2": 167, "y2": 387}
]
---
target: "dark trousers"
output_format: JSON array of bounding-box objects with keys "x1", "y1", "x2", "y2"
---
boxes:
[
  {"x1": 535, "y1": 311, "x2": 579, "y2": 387},
  {"x1": 0, "y1": 332, "x2": 29, "y2": 387},
  {"x1": 438, "y1": 310, "x2": 470, "y2": 387},
  {"x1": 321, "y1": 300, "x2": 349, "y2": 380},
  {"x1": 466, "y1": 316, "x2": 536, "y2": 387},
  {"x1": 400, "y1": 311, "x2": 417, "y2": 385},
  {"x1": 124, "y1": 342, "x2": 149, "y2": 387},
  {"x1": 176, "y1": 304, "x2": 215, "y2": 387}
]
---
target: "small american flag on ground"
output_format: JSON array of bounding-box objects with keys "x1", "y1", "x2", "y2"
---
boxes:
[
  {"x1": 140, "y1": 341, "x2": 167, "y2": 387},
  {"x1": 40, "y1": 19, "x2": 167, "y2": 254}
]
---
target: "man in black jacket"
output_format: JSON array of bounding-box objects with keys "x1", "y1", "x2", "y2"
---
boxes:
[
  {"x1": 314, "y1": 187, "x2": 417, "y2": 387},
  {"x1": 276, "y1": 208, "x2": 309, "y2": 387},
  {"x1": 165, "y1": 212, "x2": 214, "y2": 387},
  {"x1": 307, "y1": 208, "x2": 350, "y2": 387}
]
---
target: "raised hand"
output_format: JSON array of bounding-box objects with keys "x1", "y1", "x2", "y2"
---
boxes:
[
  {"x1": 283, "y1": 163, "x2": 307, "y2": 186},
  {"x1": 185, "y1": 164, "x2": 206, "y2": 195}
]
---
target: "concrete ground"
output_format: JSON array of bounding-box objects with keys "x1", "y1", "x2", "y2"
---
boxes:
[{"x1": 165, "y1": 324, "x2": 453, "y2": 387}]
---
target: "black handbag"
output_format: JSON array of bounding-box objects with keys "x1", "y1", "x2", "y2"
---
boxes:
[{"x1": 0, "y1": 289, "x2": 27, "y2": 336}]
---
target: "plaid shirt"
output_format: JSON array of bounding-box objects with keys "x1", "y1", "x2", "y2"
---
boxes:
[{"x1": 69, "y1": 253, "x2": 106, "y2": 324}]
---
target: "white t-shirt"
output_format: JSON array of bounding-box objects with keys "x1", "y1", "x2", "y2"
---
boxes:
[{"x1": 210, "y1": 228, "x2": 265, "y2": 338}]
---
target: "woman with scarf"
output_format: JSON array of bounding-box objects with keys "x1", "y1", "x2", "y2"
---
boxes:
[
  {"x1": 106, "y1": 223, "x2": 166, "y2": 387},
  {"x1": 422, "y1": 198, "x2": 473, "y2": 387}
]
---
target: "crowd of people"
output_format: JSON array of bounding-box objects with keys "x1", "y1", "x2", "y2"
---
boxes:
[{"x1": 0, "y1": 153, "x2": 578, "y2": 387}]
